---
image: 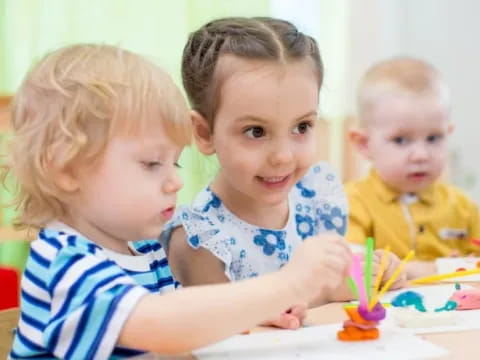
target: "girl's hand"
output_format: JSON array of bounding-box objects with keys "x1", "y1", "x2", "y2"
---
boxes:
[{"x1": 283, "y1": 234, "x2": 352, "y2": 304}]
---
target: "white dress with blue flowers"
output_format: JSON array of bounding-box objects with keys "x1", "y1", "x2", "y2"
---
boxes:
[{"x1": 161, "y1": 162, "x2": 348, "y2": 281}]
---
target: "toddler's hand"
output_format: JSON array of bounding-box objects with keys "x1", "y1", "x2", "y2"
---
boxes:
[
  {"x1": 283, "y1": 234, "x2": 352, "y2": 303},
  {"x1": 450, "y1": 249, "x2": 460, "y2": 257},
  {"x1": 355, "y1": 250, "x2": 407, "y2": 291},
  {"x1": 372, "y1": 250, "x2": 407, "y2": 290}
]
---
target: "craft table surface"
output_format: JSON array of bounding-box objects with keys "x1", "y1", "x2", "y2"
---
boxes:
[{"x1": 136, "y1": 282, "x2": 480, "y2": 360}]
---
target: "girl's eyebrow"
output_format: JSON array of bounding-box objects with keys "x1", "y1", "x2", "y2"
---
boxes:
[
  {"x1": 295, "y1": 110, "x2": 318, "y2": 120},
  {"x1": 235, "y1": 110, "x2": 318, "y2": 123},
  {"x1": 236, "y1": 115, "x2": 269, "y2": 124}
]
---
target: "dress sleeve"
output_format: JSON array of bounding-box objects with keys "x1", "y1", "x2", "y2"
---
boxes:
[
  {"x1": 42, "y1": 246, "x2": 149, "y2": 359},
  {"x1": 298, "y1": 162, "x2": 349, "y2": 236},
  {"x1": 177, "y1": 190, "x2": 240, "y2": 280}
]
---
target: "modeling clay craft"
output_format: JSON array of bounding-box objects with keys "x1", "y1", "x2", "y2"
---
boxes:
[
  {"x1": 391, "y1": 288, "x2": 458, "y2": 328},
  {"x1": 393, "y1": 307, "x2": 457, "y2": 328},
  {"x1": 337, "y1": 240, "x2": 414, "y2": 341},
  {"x1": 449, "y1": 284, "x2": 480, "y2": 310},
  {"x1": 391, "y1": 291, "x2": 426, "y2": 312},
  {"x1": 337, "y1": 304, "x2": 385, "y2": 341}
]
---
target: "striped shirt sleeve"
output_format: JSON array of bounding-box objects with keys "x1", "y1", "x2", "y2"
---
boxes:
[{"x1": 42, "y1": 245, "x2": 149, "y2": 359}]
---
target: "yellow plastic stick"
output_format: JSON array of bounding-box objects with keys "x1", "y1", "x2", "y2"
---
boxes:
[
  {"x1": 411, "y1": 268, "x2": 480, "y2": 284},
  {"x1": 369, "y1": 250, "x2": 414, "y2": 308},
  {"x1": 368, "y1": 246, "x2": 390, "y2": 310}
]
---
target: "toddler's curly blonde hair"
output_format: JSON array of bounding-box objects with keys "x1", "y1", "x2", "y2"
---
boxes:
[{"x1": 3, "y1": 44, "x2": 191, "y2": 229}]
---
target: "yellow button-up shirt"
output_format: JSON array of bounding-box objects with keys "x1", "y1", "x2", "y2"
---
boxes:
[{"x1": 346, "y1": 170, "x2": 480, "y2": 260}]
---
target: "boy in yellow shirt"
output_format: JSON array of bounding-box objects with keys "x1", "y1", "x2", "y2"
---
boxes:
[{"x1": 346, "y1": 57, "x2": 480, "y2": 278}]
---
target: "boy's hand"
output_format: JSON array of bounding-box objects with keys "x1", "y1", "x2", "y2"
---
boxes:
[
  {"x1": 283, "y1": 234, "x2": 352, "y2": 304},
  {"x1": 261, "y1": 304, "x2": 307, "y2": 329},
  {"x1": 356, "y1": 250, "x2": 407, "y2": 291},
  {"x1": 371, "y1": 250, "x2": 407, "y2": 290}
]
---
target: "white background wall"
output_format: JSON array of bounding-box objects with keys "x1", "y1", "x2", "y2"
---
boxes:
[
  {"x1": 348, "y1": 0, "x2": 480, "y2": 201},
  {"x1": 274, "y1": 0, "x2": 480, "y2": 202}
]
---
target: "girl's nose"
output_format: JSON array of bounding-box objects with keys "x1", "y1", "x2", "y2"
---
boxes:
[{"x1": 268, "y1": 139, "x2": 294, "y2": 166}]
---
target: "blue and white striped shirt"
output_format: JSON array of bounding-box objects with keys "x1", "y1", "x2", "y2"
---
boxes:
[{"x1": 10, "y1": 222, "x2": 176, "y2": 360}]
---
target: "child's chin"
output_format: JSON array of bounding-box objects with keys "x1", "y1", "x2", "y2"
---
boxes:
[
  {"x1": 384, "y1": 179, "x2": 431, "y2": 193},
  {"x1": 402, "y1": 181, "x2": 433, "y2": 193},
  {"x1": 136, "y1": 227, "x2": 163, "y2": 241}
]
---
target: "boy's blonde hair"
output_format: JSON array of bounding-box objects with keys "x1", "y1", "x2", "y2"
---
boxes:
[
  {"x1": 4, "y1": 44, "x2": 191, "y2": 228},
  {"x1": 357, "y1": 57, "x2": 450, "y2": 126}
]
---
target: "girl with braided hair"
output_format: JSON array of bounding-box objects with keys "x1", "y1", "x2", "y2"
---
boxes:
[{"x1": 161, "y1": 16, "x2": 405, "y2": 330}]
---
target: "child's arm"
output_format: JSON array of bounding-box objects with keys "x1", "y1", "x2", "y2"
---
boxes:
[
  {"x1": 119, "y1": 273, "x2": 298, "y2": 353},
  {"x1": 168, "y1": 226, "x2": 229, "y2": 285},
  {"x1": 119, "y1": 234, "x2": 352, "y2": 354},
  {"x1": 405, "y1": 261, "x2": 436, "y2": 279},
  {"x1": 168, "y1": 227, "x2": 310, "y2": 330}
]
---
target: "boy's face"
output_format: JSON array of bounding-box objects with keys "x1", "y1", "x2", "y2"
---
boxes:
[
  {"x1": 362, "y1": 94, "x2": 451, "y2": 193},
  {"x1": 67, "y1": 124, "x2": 183, "y2": 251}
]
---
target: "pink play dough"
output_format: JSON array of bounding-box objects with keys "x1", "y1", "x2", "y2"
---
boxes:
[{"x1": 449, "y1": 289, "x2": 480, "y2": 310}]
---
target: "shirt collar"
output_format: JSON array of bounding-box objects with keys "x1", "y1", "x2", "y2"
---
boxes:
[
  {"x1": 45, "y1": 220, "x2": 141, "y2": 255},
  {"x1": 368, "y1": 169, "x2": 436, "y2": 205}
]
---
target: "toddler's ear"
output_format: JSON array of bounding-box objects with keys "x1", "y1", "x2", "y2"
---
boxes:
[
  {"x1": 53, "y1": 166, "x2": 80, "y2": 193},
  {"x1": 46, "y1": 143, "x2": 80, "y2": 193},
  {"x1": 447, "y1": 122, "x2": 455, "y2": 135},
  {"x1": 348, "y1": 128, "x2": 371, "y2": 160},
  {"x1": 191, "y1": 110, "x2": 215, "y2": 155}
]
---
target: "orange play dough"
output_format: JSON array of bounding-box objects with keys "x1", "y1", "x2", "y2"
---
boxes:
[{"x1": 337, "y1": 306, "x2": 380, "y2": 341}]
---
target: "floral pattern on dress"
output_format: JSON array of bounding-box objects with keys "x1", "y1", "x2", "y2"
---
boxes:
[
  {"x1": 296, "y1": 214, "x2": 315, "y2": 239},
  {"x1": 253, "y1": 229, "x2": 286, "y2": 256},
  {"x1": 162, "y1": 162, "x2": 348, "y2": 281},
  {"x1": 318, "y1": 206, "x2": 347, "y2": 235}
]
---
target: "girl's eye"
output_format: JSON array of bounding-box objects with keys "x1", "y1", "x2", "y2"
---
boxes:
[
  {"x1": 174, "y1": 162, "x2": 182, "y2": 169},
  {"x1": 244, "y1": 126, "x2": 265, "y2": 138},
  {"x1": 142, "y1": 161, "x2": 161, "y2": 169},
  {"x1": 292, "y1": 121, "x2": 312, "y2": 135},
  {"x1": 393, "y1": 136, "x2": 408, "y2": 145}
]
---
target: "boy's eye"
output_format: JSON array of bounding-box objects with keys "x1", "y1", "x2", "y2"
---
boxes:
[
  {"x1": 427, "y1": 134, "x2": 443, "y2": 143},
  {"x1": 292, "y1": 121, "x2": 312, "y2": 135},
  {"x1": 392, "y1": 136, "x2": 408, "y2": 145},
  {"x1": 244, "y1": 126, "x2": 265, "y2": 138}
]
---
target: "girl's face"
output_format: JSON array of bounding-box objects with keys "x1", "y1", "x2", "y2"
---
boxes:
[{"x1": 207, "y1": 57, "x2": 320, "y2": 212}]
